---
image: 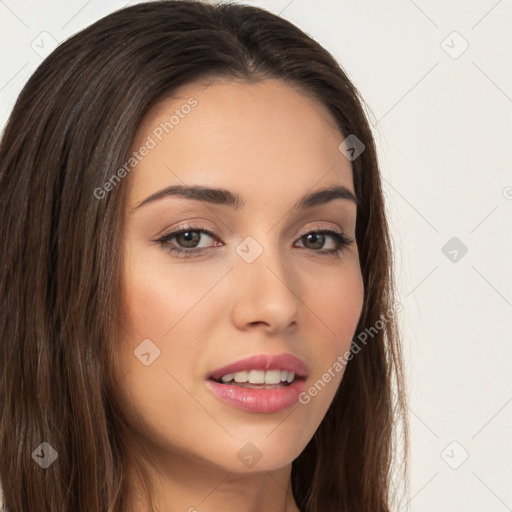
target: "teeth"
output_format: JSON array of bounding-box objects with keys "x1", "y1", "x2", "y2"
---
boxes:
[
  {"x1": 234, "y1": 371, "x2": 248, "y2": 383},
  {"x1": 220, "y1": 369, "x2": 296, "y2": 384},
  {"x1": 264, "y1": 370, "x2": 281, "y2": 384}
]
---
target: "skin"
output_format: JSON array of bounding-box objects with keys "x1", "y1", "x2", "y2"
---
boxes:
[{"x1": 115, "y1": 77, "x2": 365, "y2": 512}]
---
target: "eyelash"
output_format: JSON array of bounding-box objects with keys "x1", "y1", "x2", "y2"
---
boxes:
[{"x1": 154, "y1": 224, "x2": 354, "y2": 259}]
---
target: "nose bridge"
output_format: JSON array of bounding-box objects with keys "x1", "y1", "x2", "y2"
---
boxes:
[
  {"x1": 230, "y1": 230, "x2": 300, "y2": 329},
  {"x1": 234, "y1": 226, "x2": 286, "y2": 279}
]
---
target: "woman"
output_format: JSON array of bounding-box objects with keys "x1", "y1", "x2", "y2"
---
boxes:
[{"x1": 0, "y1": 1, "x2": 408, "y2": 511}]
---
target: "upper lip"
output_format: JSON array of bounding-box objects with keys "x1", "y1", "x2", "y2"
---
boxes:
[{"x1": 208, "y1": 353, "x2": 308, "y2": 381}]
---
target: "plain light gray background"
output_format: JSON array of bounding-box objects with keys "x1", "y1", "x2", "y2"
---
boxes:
[{"x1": 1, "y1": 1, "x2": 511, "y2": 511}]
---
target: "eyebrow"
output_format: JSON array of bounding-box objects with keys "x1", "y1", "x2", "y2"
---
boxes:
[{"x1": 133, "y1": 183, "x2": 358, "y2": 211}]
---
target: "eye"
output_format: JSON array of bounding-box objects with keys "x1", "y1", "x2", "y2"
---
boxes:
[
  {"x1": 154, "y1": 225, "x2": 354, "y2": 259},
  {"x1": 155, "y1": 225, "x2": 221, "y2": 258},
  {"x1": 295, "y1": 229, "x2": 353, "y2": 257}
]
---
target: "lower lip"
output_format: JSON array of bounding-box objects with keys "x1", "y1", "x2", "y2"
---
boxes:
[{"x1": 206, "y1": 378, "x2": 307, "y2": 414}]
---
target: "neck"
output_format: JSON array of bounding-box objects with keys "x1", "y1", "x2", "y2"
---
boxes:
[{"x1": 122, "y1": 445, "x2": 300, "y2": 512}]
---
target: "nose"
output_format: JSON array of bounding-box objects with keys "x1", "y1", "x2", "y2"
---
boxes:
[{"x1": 230, "y1": 241, "x2": 300, "y2": 333}]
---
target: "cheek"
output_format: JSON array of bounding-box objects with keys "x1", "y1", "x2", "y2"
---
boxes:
[
  {"x1": 118, "y1": 261, "x2": 215, "y2": 394},
  {"x1": 307, "y1": 255, "x2": 364, "y2": 348},
  {"x1": 121, "y1": 249, "x2": 218, "y2": 340},
  {"x1": 298, "y1": 256, "x2": 364, "y2": 407},
  {"x1": 114, "y1": 259, "x2": 216, "y2": 448},
  {"x1": 319, "y1": 274, "x2": 363, "y2": 340}
]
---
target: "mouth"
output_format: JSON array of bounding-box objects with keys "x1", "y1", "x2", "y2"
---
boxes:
[
  {"x1": 208, "y1": 353, "x2": 308, "y2": 382},
  {"x1": 206, "y1": 353, "x2": 308, "y2": 413},
  {"x1": 209, "y1": 369, "x2": 303, "y2": 389}
]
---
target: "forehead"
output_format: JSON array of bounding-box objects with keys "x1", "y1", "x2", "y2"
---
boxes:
[{"x1": 127, "y1": 77, "x2": 354, "y2": 205}]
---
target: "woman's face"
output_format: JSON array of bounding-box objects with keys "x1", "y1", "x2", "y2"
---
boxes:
[{"x1": 116, "y1": 77, "x2": 364, "y2": 474}]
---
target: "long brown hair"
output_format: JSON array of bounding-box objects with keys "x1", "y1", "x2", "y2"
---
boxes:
[{"x1": 0, "y1": 1, "x2": 408, "y2": 511}]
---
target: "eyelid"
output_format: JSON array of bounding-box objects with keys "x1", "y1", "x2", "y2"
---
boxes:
[
  {"x1": 157, "y1": 220, "x2": 218, "y2": 238},
  {"x1": 297, "y1": 222, "x2": 353, "y2": 242},
  {"x1": 301, "y1": 222, "x2": 345, "y2": 235},
  {"x1": 155, "y1": 220, "x2": 354, "y2": 261},
  {"x1": 157, "y1": 221, "x2": 350, "y2": 243}
]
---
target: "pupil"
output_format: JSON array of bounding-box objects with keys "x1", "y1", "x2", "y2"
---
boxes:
[
  {"x1": 178, "y1": 231, "x2": 200, "y2": 248},
  {"x1": 306, "y1": 233, "x2": 324, "y2": 249}
]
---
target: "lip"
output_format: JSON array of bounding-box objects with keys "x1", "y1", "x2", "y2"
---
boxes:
[
  {"x1": 208, "y1": 353, "x2": 308, "y2": 382},
  {"x1": 206, "y1": 378, "x2": 306, "y2": 414},
  {"x1": 206, "y1": 353, "x2": 308, "y2": 414}
]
